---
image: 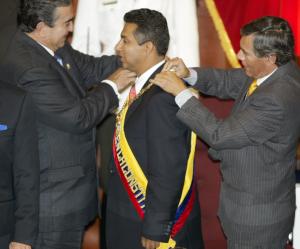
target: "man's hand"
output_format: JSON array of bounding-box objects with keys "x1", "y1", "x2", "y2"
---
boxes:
[
  {"x1": 107, "y1": 68, "x2": 137, "y2": 92},
  {"x1": 141, "y1": 236, "x2": 160, "y2": 249},
  {"x1": 163, "y1": 57, "x2": 190, "y2": 78},
  {"x1": 150, "y1": 71, "x2": 187, "y2": 96},
  {"x1": 9, "y1": 242, "x2": 31, "y2": 249}
]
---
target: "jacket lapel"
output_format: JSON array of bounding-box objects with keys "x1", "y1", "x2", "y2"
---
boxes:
[
  {"x1": 20, "y1": 31, "x2": 85, "y2": 97},
  {"x1": 125, "y1": 64, "x2": 164, "y2": 122},
  {"x1": 232, "y1": 63, "x2": 290, "y2": 112},
  {"x1": 51, "y1": 48, "x2": 86, "y2": 97}
]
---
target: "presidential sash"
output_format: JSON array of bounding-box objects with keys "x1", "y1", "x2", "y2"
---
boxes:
[{"x1": 112, "y1": 87, "x2": 197, "y2": 249}]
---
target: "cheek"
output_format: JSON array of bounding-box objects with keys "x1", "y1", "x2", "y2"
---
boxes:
[
  {"x1": 58, "y1": 27, "x2": 68, "y2": 37},
  {"x1": 237, "y1": 51, "x2": 244, "y2": 61},
  {"x1": 124, "y1": 49, "x2": 138, "y2": 61}
]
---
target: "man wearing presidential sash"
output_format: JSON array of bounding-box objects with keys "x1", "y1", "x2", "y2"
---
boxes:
[{"x1": 100, "y1": 8, "x2": 204, "y2": 249}]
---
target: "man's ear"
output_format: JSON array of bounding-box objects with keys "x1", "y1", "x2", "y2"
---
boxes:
[
  {"x1": 144, "y1": 41, "x2": 155, "y2": 55},
  {"x1": 36, "y1": 21, "x2": 49, "y2": 37},
  {"x1": 267, "y1": 54, "x2": 277, "y2": 65}
]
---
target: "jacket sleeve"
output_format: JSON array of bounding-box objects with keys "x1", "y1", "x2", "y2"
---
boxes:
[
  {"x1": 192, "y1": 67, "x2": 248, "y2": 100},
  {"x1": 13, "y1": 93, "x2": 40, "y2": 246},
  {"x1": 65, "y1": 44, "x2": 121, "y2": 88},
  {"x1": 177, "y1": 93, "x2": 284, "y2": 150},
  {"x1": 19, "y1": 66, "x2": 118, "y2": 134}
]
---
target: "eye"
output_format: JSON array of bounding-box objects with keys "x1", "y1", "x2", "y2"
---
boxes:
[{"x1": 65, "y1": 20, "x2": 72, "y2": 27}]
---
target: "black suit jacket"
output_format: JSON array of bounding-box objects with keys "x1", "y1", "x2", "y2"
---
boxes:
[
  {"x1": 100, "y1": 66, "x2": 202, "y2": 246},
  {"x1": 0, "y1": 30, "x2": 120, "y2": 232},
  {"x1": 0, "y1": 81, "x2": 39, "y2": 247}
]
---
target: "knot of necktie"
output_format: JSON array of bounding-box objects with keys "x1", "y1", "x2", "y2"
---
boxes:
[
  {"x1": 128, "y1": 84, "x2": 136, "y2": 103},
  {"x1": 54, "y1": 54, "x2": 64, "y2": 66},
  {"x1": 246, "y1": 79, "x2": 258, "y2": 97}
]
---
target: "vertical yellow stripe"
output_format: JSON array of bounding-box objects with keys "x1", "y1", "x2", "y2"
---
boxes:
[{"x1": 204, "y1": 0, "x2": 241, "y2": 68}]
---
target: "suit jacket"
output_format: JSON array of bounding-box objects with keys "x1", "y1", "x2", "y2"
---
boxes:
[
  {"x1": 96, "y1": 114, "x2": 115, "y2": 192},
  {"x1": 0, "y1": 81, "x2": 39, "y2": 246},
  {"x1": 177, "y1": 61, "x2": 300, "y2": 245},
  {"x1": 0, "y1": 30, "x2": 120, "y2": 232},
  {"x1": 100, "y1": 66, "x2": 202, "y2": 245}
]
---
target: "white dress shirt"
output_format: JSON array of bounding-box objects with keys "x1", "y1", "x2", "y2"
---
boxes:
[{"x1": 117, "y1": 60, "x2": 165, "y2": 112}]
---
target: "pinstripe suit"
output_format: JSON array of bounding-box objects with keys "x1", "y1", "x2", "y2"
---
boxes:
[{"x1": 176, "y1": 61, "x2": 300, "y2": 247}]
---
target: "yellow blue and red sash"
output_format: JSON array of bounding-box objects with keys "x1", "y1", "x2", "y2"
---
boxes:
[{"x1": 112, "y1": 99, "x2": 197, "y2": 249}]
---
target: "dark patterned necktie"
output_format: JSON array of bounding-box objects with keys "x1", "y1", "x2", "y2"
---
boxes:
[{"x1": 128, "y1": 84, "x2": 136, "y2": 103}]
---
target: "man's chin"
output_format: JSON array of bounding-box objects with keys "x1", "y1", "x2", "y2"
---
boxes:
[
  {"x1": 54, "y1": 42, "x2": 66, "y2": 52},
  {"x1": 121, "y1": 63, "x2": 130, "y2": 70},
  {"x1": 243, "y1": 68, "x2": 253, "y2": 78}
]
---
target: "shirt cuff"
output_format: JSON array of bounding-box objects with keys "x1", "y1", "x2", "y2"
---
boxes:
[
  {"x1": 183, "y1": 69, "x2": 197, "y2": 86},
  {"x1": 102, "y1": 79, "x2": 120, "y2": 98},
  {"x1": 175, "y1": 88, "x2": 195, "y2": 108}
]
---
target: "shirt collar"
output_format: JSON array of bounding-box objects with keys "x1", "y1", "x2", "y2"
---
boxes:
[
  {"x1": 256, "y1": 68, "x2": 277, "y2": 86},
  {"x1": 118, "y1": 60, "x2": 165, "y2": 111},
  {"x1": 135, "y1": 60, "x2": 165, "y2": 94},
  {"x1": 37, "y1": 42, "x2": 55, "y2": 57}
]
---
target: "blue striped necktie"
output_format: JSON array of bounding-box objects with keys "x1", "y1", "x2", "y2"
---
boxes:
[{"x1": 54, "y1": 54, "x2": 64, "y2": 66}]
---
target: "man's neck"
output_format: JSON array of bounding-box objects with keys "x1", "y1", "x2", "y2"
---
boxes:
[
  {"x1": 136, "y1": 55, "x2": 165, "y2": 76},
  {"x1": 26, "y1": 32, "x2": 55, "y2": 54}
]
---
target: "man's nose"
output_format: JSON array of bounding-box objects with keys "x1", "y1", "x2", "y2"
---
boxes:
[{"x1": 115, "y1": 41, "x2": 122, "y2": 53}]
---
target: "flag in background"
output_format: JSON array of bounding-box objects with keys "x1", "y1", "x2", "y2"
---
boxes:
[
  {"x1": 280, "y1": 0, "x2": 300, "y2": 58},
  {"x1": 204, "y1": 1, "x2": 299, "y2": 248},
  {"x1": 71, "y1": 0, "x2": 200, "y2": 67},
  {"x1": 205, "y1": 0, "x2": 300, "y2": 67}
]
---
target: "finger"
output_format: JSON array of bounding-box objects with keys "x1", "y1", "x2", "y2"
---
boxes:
[
  {"x1": 125, "y1": 71, "x2": 137, "y2": 77},
  {"x1": 141, "y1": 237, "x2": 146, "y2": 248},
  {"x1": 162, "y1": 58, "x2": 178, "y2": 71},
  {"x1": 118, "y1": 70, "x2": 136, "y2": 77},
  {"x1": 162, "y1": 61, "x2": 172, "y2": 71},
  {"x1": 145, "y1": 241, "x2": 154, "y2": 249}
]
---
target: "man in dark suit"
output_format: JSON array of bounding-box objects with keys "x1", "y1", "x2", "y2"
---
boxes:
[
  {"x1": 98, "y1": 9, "x2": 204, "y2": 249},
  {"x1": 0, "y1": 0, "x2": 135, "y2": 248},
  {"x1": 152, "y1": 16, "x2": 300, "y2": 249},
  {"x1": 0, "y1": 81, "x2": 39, "y2": 249}
]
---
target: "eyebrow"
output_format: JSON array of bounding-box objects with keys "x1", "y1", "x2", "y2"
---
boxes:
[
  {"x1": 65, "y1": 17, "x2": 75, "y2": 23},
  {"x1": 240, "y1": 47, "x2": 249, "y2": 54},
  {"x1": 120, "y1": 34, "x2": 128, "y2": 39}
]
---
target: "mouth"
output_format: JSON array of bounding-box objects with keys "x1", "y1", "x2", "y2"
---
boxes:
[{"x1": 117, "y1": 55, "x2": 125, "y2": 65}]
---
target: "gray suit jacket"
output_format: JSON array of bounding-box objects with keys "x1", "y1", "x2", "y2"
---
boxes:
[
  {"x1": 177, "y1": 61, "x2": 300, "y2": 245},
  {"x1": 0, "y1": 30, "x2": 120, "y2": 232}
]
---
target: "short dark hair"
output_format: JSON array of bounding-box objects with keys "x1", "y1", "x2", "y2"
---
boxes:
[
  {"x1": 124, "y1": 8, "x2": 170, "y2": 56},
  {"x1": 19, "y1": 0, "x2": 71, "y2": 32},
  {"x1": 241, "y1": 16, "x2": 295, "y2": 66}
]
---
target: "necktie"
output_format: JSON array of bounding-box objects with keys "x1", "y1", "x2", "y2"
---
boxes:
[
  {"x1": 54, "y1": 54, "x2": 64, "y2": 66},
  {"x1": 246, "y1": 79, "x2": 258, "y2": 97},
  {"x1": 128, "y1": 84, "x2": 136, "y2": 103}
]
